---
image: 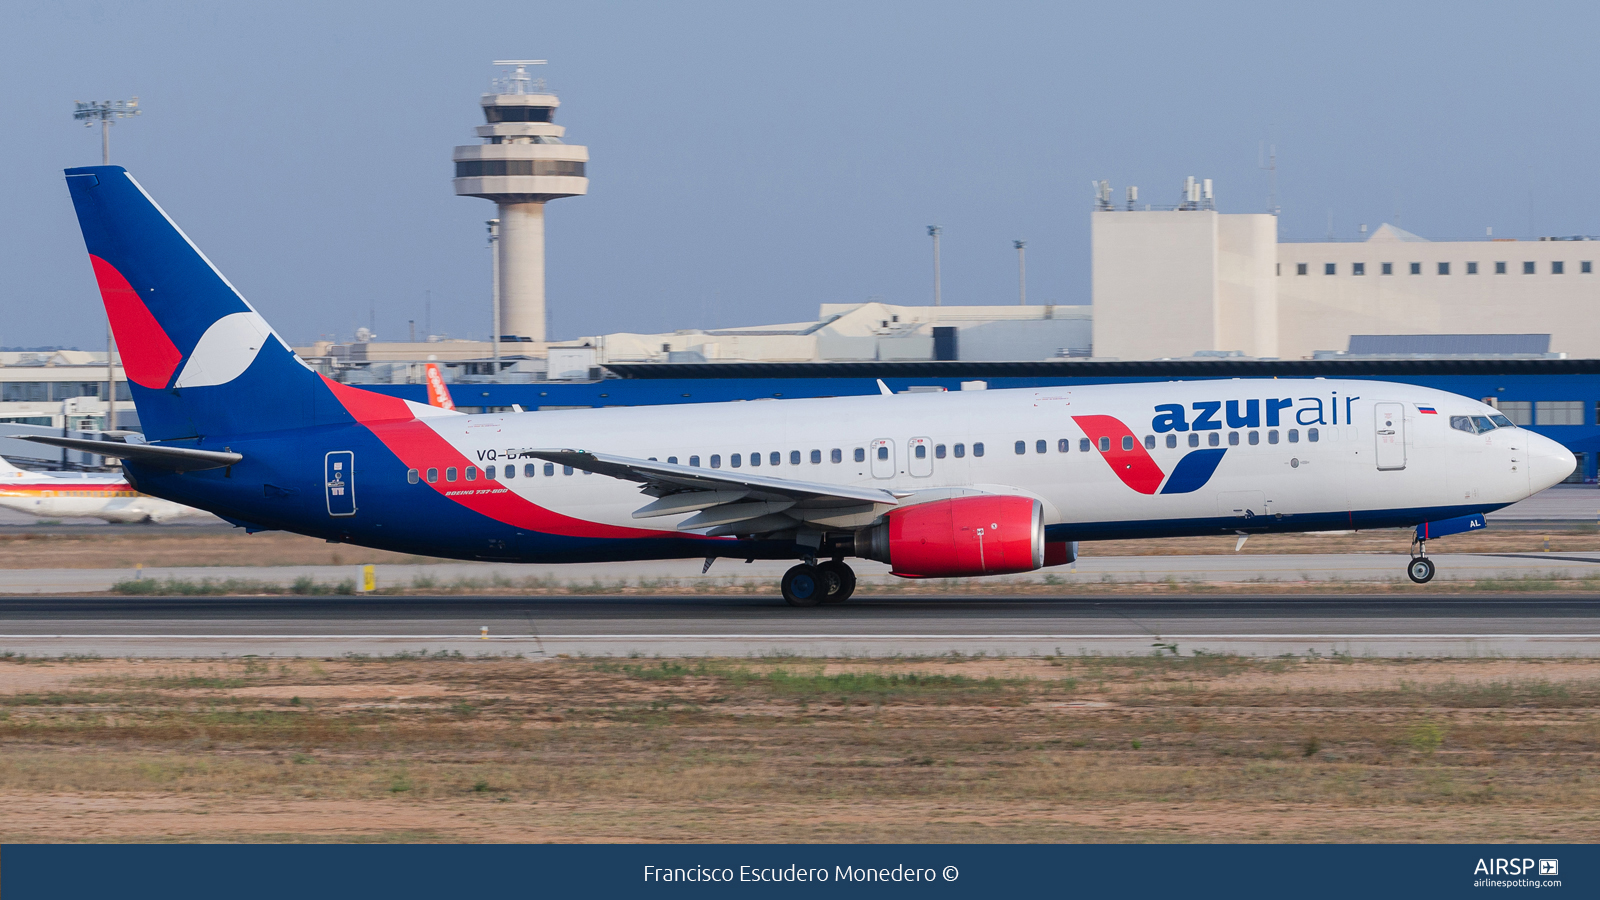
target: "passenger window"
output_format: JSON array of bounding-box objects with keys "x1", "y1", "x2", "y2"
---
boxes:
[
  {"x1": 486, "y1": 465, "x2": 496, "y2": 479},
  {"x1": 1015, "y1": 440, "x2": 1026, "y2": 455},
  {"x1": 1058, "y1": 439, "x2": 1070, "y2": 452},
  {"x1": 465, "y1": 466, "x2": 478, "y2": 481},
  {"x1": 1267, "y1": 430, "x2": 1278, "y2": 444},
  {"x1": 690, "y1": 455, "x2": 700, "y2": 467},
  {"x1": 710, "y1": 454, "x2": 721, "y2": 468},
  {"x1": 810, "y1": 449, "x2": 822, "y2": 464},
  {"x1": 876, "y1": 446, "x2": 888, "y2": 460},
  {"x1": 1288, "y1": 429, "x2": 1298, "y2": 443},
  {"x1": 1166, "y1": 434, "x2": 1177, "y2": 448},
  {"x1": 1188, "y1": 433, "x2": 1199, "y2": 448},
  {"x1": 1079, "y1": 438, "x2": 1091, "y2": 452},
  {"x1": 1099, "y1": 437, "x2": 1110, "y2": 452},
  {"x1": 1122, "y1": 436, "x2": 1134, "y2": 451},
  {"x1": 771, "y1": 451, "x2": 781, "y2": 466},
  {"x1": 446, "y1": 467, "x2": 457, "y2": 482},
  {"x1": 1308, "y1": 428, "x2": 1320, "y2": 442},
  {"x1": 667, "y1": 456, "x2": 678, "y2": 465},
  {"x1": 407, "y1": 468, "x2": 419, "y2": 484},
  {"x1": 973, "y1": 442, "x2": 985, "y2": 457},
  {"x1": 1228, "y1": 432, "x2": 1239, "y2": 446},
  {"x1": 525, "y1": 463, "x2": 537, "y2": 477},
  {"x1": 790, "y1": 451, "x2": 801, "y2": 465},
  {"x1": 935, "y1": 444, "x2": 946, "y2": 459},
  {"x1": 954, "y1": 443, "x2": 966, "y2": 458},
  {"x1": 543, "y1": 463, "x2": 554, "y2": 476},
  {"x1": 915, "y1": 444, "x2": 927, "y2": 459},
  {"x1": 505, "y1": 464, "x2": 516, "y2": 479},
  {"x1": 1208, "y1": 433, "x2": 1220, "y2": 447},
  {"x1": 425, "y1": 468, "x2": 437, "y2": 483},
  {"x1": 750, "y1": 452, "x2": 761, "y2": 467},
  {"x1": 730, "y1": 453, "x2": 741, "y2": 468},
  {"x1": 1248, "y1": 432, "x2": 1259, "y2": 446},
  {"x1": 853, "y1": 448, "x2": 865, "y2": 463},
  {"x1": 563, "y1": 465, "x2": 574, "y2": 475},
  {"x1": 831, "y1": 448, "x2": 842, "y2": 463},
  {"x1": 1144, "y1": 435, "x2": 1155, "y2": 450},
  {"x1": 1036, "y1": 440, "x2": 1047, "y2": 454}
]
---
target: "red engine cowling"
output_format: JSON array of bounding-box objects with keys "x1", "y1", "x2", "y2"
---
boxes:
[{"x1": 858, "y1": 495, "x2": 1045, "y2": 577}]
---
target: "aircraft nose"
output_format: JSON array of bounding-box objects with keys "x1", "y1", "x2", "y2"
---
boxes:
[{"x1": 1526, "y1": 432, "x2": 1576, "y2": 492}]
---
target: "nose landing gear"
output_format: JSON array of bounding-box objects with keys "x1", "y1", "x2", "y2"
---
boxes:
[{"x1": 1407, "y1": 539, "x2": 1436, "y2": 584}]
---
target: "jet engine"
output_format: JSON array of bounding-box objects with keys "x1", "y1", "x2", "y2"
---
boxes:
[{"x1": 856, "y1": 495, "x2": 1045, "y2": 577}]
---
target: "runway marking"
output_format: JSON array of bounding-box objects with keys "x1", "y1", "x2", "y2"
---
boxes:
[{"x1": 4, "y1": 634, "x2": 1600, "y2": 641}]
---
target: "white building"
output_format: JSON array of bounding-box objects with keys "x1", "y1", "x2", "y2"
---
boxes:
[{"x1": 1091, "y1": 181, "x2": 1600, "y2": 359}]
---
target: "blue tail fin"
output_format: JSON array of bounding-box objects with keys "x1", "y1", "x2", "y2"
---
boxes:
[{"x1": 65, "y1": 166, "x2": 329, "y2": 442}]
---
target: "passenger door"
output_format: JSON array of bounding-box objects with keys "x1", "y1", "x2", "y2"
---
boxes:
[
  {"x1": 907, "y1": 437, "x2": 933, "y2": 477},
  {"x1": 870, "y1": 438, "x2": 895, "y2": 479},
  {"x1": 325, "y1": 451, "x2": 356, "y2": 516},
  {"x1": 1375, "y1": 402, "x2": 1406, "y2": 470}
]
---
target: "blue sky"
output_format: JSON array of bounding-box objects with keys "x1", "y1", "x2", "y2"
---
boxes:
[{"x1": 3, "y1": 1, "x2": 1597, "y2": 348}]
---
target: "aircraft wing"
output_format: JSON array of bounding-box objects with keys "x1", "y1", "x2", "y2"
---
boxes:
[
  {"x1": 522, "y1": 449, "x2": 901, "y2": 536},
  {"x1": 19, "y1": 436, "x2": 241, "y2": 472}
]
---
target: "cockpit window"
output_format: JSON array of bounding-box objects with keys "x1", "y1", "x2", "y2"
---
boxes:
[
  {"x1": 1451, "y1": 415, "x2": 1501, "y2": 434},
  {"x1": 1490, "y1": 414, "x2": 1514, "y2": 429}
]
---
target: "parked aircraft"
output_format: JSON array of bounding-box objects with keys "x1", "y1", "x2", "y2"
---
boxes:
[
  {"x1": 0, "y1": 456, "x2": 203, "y2": 523},
  {"x1": 30, "y1": 167, "x2": 1575, "y2": 604}
]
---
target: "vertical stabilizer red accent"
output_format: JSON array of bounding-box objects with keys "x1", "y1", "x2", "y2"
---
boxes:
[
  {"x1": 89, "y1": 255, "x2": 182, "y2": 389},
  {"x1": 1072, "y1": 414, "x2": 1166, "y2": 495}
]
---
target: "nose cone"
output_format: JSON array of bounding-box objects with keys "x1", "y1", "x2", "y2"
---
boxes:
[{"x1": 1527, "y1": 432, "x2": 1577, "y2": 493}]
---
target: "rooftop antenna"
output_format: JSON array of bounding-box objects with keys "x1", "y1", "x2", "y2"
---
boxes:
[
  {"x1": 491, "y1": 59, "x2": 548, "y2": 94},
  {"x1": 927, "y1": 225, "x2": 943, "y2": 306},
  {"x1": 1125, "y1": 185, "x2": 1138, "y2": 210},
  {"x1": 1013, "y1": 240, "x2": 1027, "y2": 306},
  {"x1": 1257, "y1": 137, "x2": 1279, "y2": 216},
  {"x1": 1092, "y1": 180, "x2": 1113, "y2": 211}
]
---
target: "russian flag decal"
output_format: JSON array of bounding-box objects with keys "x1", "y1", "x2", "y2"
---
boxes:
[{"x1": 1417, "y1": 405, "x2": 1437, "y2": 414}]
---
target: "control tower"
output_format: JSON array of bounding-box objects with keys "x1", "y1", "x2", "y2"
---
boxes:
[{"x1": 453, "y1": 60, "x2": 588, "y2": 343}]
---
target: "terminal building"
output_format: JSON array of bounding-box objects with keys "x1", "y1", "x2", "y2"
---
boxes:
[{"x1": 1092, "y1": 178, "x2": 1599, "y2": 361}]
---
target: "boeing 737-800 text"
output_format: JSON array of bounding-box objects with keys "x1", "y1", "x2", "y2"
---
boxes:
[{"x1": 29, "y1": 167, "x2": 1575, "y2": 605}]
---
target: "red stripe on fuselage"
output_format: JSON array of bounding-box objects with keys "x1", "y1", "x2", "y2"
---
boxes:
[
  {"x1": 89, "y1": 255, "x2": 182, "y2": 389},
  {"x1": 321, "y1": 377, "x2": 701, "y2": 541},
  {"x1": 1071, "y1": 414, "x2": 1166, "y2": 495}
]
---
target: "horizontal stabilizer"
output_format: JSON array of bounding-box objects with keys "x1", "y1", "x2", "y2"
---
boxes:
[{"x1": 19, "y1": 436, "x2": 242, "y2": 472}]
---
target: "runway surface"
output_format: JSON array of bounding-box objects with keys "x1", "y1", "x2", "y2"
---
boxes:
[
  {"x1": 3, "y1": 594, "x2": 1598, "y2": 658},
  {"x1": 6, "y1": 550, "x2": 1600, "y2": 594}
]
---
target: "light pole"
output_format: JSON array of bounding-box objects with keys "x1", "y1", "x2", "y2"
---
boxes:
[
  {"x1": 927, "y1": 225, "x2": 942, "y2": 306},
  {"x1": 487, "y1": 219, "x2": 501, "y2": 376},
  {"x1": 73, "y1": 97, "x2": 140, "y2": 434},
  {"x1": 1014, "y1": 240, "x2": 1027, "y2": 306}
]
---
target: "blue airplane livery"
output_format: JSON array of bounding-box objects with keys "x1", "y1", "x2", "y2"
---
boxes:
[{"x1": 30, "y1": 166, "x2": 1576, "y2": 605}]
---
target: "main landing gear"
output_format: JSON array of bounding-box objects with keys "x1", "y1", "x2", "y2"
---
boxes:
[
  {"x1": 1407, "y1": 539, "x2": 1436, "y2": 584},
  {"x1": 781, "y1": 559, "x2": 857, "y2": 607}
]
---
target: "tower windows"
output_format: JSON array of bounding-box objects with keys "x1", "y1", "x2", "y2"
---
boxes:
[{"x1": 454, "y1": 160, "x2": 586, "y2": 178}]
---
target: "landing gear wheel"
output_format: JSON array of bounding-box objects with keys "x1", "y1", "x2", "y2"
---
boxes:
[
  {"x1": 1407, "y1": 557, "x2": 1436, "y2": 584},
  {"x1": 781, "y1": 564, "x2": 826, "y2": 607},
  {"x1": 817, "y1": 560, "x2": 856, "y2": 603}
]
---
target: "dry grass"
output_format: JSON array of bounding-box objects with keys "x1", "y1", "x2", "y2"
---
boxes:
[
  {"x1": 1, "y1": 655, "x2": 1598, "y2": 843},
  {"x1": 4, "y1": 526, "x2": 1599, "y2": 571}
]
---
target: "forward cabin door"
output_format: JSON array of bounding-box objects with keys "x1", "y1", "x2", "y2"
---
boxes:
[
  {"x1": 1374, "y1": 402, "x2": 1406, "y2": 470},
  {"x1": 325, "y1": 451, "x2": 357, "y2": 516},
  {"x1": 870, "y1": 438, "x2": 895, "y2": 479}
]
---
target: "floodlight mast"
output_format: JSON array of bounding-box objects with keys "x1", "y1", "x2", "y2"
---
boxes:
[
  {"x1": 73, "y1": 97, "x2": 140, "y2": 166},
  {"x1": 72, "y1": 97, "x2": 141, "y2": 434}
]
